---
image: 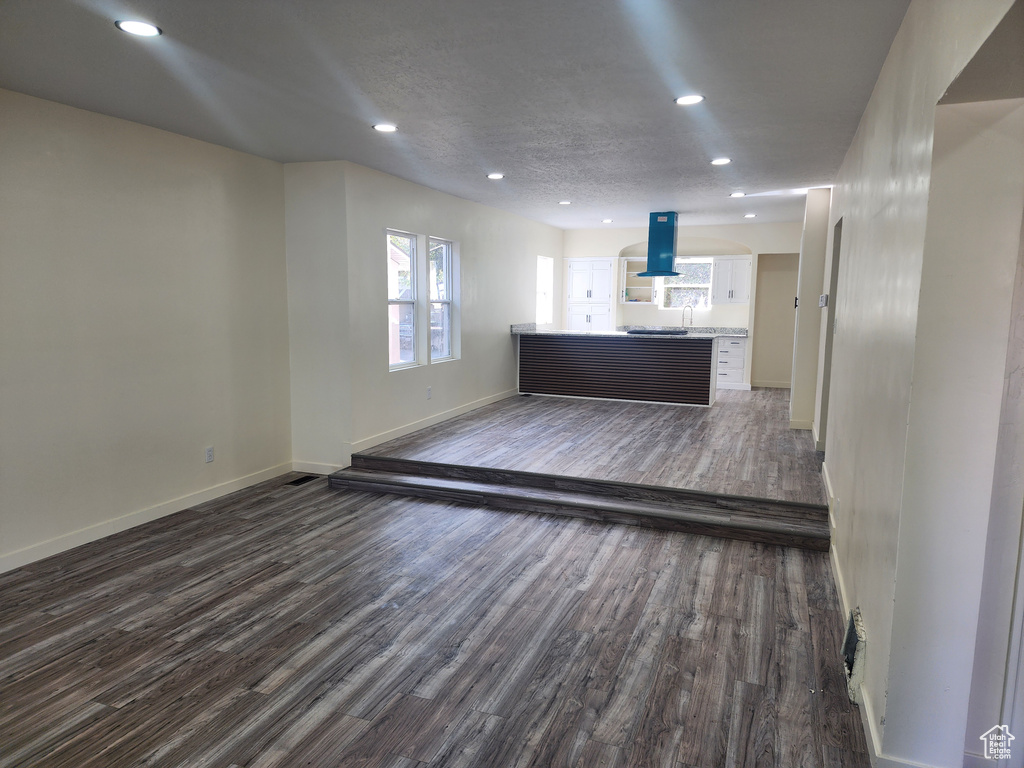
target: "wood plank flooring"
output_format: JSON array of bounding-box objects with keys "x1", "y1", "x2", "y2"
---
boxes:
[
  {"x1": 0, "y1": 473, "x2": 867, "y2": 767},
  {"x1": 361, "y1": 389, "x2": 827, "y2": 506}
]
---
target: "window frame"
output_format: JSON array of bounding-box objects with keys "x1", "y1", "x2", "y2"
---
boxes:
[
  {"x1": 428, "y1": 237, "x2": 455, "y2": 363},
  {"x1": 387, "y1": 230, "x2": 418, "y2": 369}
]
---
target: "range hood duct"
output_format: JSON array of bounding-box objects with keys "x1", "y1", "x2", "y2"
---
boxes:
[{"x1": 638, "y1": 211, "x2": 679, "y2": 276}]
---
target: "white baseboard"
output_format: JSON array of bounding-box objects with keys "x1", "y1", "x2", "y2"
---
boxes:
[
  {"x1": 963, "y1": 753, "x2": 998, "y2": 768},
  {"x1": 0, "y1": 462, "x2": 293, "y2": 575},
  {"x1": 351, "y1": 389, "x2": 518, "y2": 454},
  {"x1": 822, "y1": 460, "x2": 837, "y2": 531},
  {"x1": 857, "y1": 684, "x2": 884, "y2": 766},
  {"x1": 789, "y1": 419, "x2": 814, "y2": 430},
  {"x1": 752, "y1": 380, "x2": 791, "y2": 389},
  {"x1": 716, "y1": 382, "x2": 751, "y2": 390},
  {"x1": 830, "y1": 544, "x2": 851, "y2": 620}
]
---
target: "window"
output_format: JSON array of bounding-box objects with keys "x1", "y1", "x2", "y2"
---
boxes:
[
  {"x1": 387, "y1": 232, "x2": 417, "y2": 366},
  {"x1": 659, "y1": 257, "x2": 713, "y2": 310},
  {"x1": 387, "y1": 229, "x2": 459, "y2": 369},
  {"x1": 428, "y1": 238, "x2": 453, "y2": 361},
  {"x1": 536, "y1": 256, "x2": 554, "y2": 325}
]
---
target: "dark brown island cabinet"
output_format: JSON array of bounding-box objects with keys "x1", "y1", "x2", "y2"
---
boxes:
[{"x1": 517, "y1": 332, "x2": 718, "y2": 406}]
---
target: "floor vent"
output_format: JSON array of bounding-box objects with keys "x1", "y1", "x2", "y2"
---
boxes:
[
  {"x1": 842, "y1": 608, "x2": 866, "y2": 704},
  {"x1": 286, "y1": 475, "x2": 319, "y2": 487}
]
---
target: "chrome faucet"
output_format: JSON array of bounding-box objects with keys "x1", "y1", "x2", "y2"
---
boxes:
[{"x1": 682, "y1": 305, "x2": 694, "y2": 327}]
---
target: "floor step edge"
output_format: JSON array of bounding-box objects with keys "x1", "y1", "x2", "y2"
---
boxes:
[{"x1": 329, "y1": 467, "x2": 829, "y2": 552}]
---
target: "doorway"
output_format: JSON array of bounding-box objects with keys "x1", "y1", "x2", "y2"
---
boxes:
[{"x1": 751, "y1": 253, "x2": 799, "y2": 388}]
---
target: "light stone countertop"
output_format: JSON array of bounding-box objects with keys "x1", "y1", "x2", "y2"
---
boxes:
[{"x1": 510, "y1": 323, "x2": 747, "y2": 339}]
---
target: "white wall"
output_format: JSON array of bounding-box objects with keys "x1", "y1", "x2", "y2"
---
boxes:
[
  {"x1": 284, "y1": 163, "x2": 352, "y2": 473},
  {"x1": 0, "y1": 87, "x2": 564, "y2": 570},
  {"x1": 0, "y1": 89, "x2": 293, "y2": 572},
  {"x1": 789, "y1": 188, "x2": 830, "y2": 428},
  {"x1": 285, "y1": 161, "x2": 564, "y2": 467},
  {"x1": 820, "y1": 3, "x2": 1019, "y2": 766},
  {"x1": 890, "y1": 97, "x2": 1024, "y2": 766}
]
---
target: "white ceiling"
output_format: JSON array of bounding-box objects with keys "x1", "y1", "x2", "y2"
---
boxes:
[{"x1": 0, "y1": 0, "x2": 910, "y2": 229}]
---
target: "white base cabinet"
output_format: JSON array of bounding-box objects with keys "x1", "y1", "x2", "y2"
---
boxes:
[
  {"x1": 715, "y1": 337, "x2": 749, "y2": 390},
  {"x1": 568, "y1": 304, "x2": 613, "y2": 332}
]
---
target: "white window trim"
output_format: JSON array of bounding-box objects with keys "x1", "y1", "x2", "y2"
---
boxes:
[
  {"x1": 387, "y1": 229, "x2": 418, "y2": 369},
  {"x1": 428, "y1": 237, "x2": 457, "y2": 363},
  {"x1": 387, "y1": 228, "x2": 460, "y2": 370}
]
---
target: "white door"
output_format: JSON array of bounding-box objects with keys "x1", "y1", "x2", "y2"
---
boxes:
[
  {"x1": 712, "y1": 258, "x2": 753, "y2": 303},
  {"x1": 567, "y1": 304, "x2": 591, "y2": 331},
  {"x1": 712, "y1": 259, "x2": 732, "y2": 304},
  {"x1": 588, "y1": 304, "x2": 613, "y2": 332},
  {"x1": 590, "y1": 261, "x2": 614, "y2": 302},
  {"x1": 732, "y1": 259, "x2": 752, "y2": 303},
  {"x1": 568, "y1": 263, "x2": 592, "y2": 301}
]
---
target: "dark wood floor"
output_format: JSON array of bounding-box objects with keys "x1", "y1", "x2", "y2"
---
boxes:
[
  {"x1": 362, "y1": 390, "x2": 827, "y2": 506},
  {"x1": 0, "y1": 473, "x2": 867, "y2": 767}
]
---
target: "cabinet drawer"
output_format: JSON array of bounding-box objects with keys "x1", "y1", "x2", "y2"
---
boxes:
[
  {"x1": 716, "y1": 368, "x2": 744, "y2": 383},
  {"x1": 719, "y1": 337, "x2": 747, "y2": 351},
  {"x1": 716, "y1": 355, "x2": 743, "y2": 370}
]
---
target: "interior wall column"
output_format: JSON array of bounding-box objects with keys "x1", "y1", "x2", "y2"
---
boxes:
[{"x1": 790, "y1": 187, "x2": 831, "y2": 429}]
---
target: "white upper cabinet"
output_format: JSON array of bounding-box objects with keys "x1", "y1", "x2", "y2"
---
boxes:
[
  {"x1": 568, "y1": 258, "x2": 614, "y2": 303},
  {"x1": 566, "y1": 258, "x2": 616, "y2": 332},
  {"x1": 712, "y1": 257, "x2": 752, "y2": 304}
]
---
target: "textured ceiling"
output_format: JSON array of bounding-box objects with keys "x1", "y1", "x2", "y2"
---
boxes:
[{"x1": 0, "y1": 0, "x2": 910, "y2": 229}]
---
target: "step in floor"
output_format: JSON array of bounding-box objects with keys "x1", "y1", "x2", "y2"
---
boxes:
[{"x1": 329, "y1": 454, "x2": 830, "y2": 552}]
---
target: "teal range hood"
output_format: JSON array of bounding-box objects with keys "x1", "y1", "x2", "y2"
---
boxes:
[{"x1": 638, "y1": 211, "x2": 679, "y2": 276}]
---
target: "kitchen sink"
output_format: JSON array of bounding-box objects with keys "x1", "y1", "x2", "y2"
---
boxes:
[{"x1": 626, "y1": 329, "x2": 689, "y2": 335}]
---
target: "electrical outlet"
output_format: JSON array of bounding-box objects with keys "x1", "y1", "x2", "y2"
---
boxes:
[
  {"x1": 205, "y1": 446, "x2": 214, "y2": 463},
  {"x1": 427, "y1": 386, "x2": 432, "y2": 400}
]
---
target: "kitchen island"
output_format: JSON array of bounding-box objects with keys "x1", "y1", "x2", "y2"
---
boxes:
[{"x1": 512, "y1": 326, "x2": 746, "y2": 406}]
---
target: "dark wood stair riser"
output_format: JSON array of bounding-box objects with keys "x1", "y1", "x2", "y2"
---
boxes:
[
  {"x1": 329, "y1": 461, "x2": 830, "y2": 552},
  {"x1": 349, "y1": 453, "x2": 829, "y2": 525}
]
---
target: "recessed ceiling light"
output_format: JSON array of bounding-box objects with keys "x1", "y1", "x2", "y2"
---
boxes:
[
  {"x1": 675, "y1": 94, "x2": 704, "y2": 106},
  {"x1": 486, "y1": 173, "x2": 504, "y2": 180},
  {"x1": 711, "y1": 157, "x2": 731, "y2": 166},
  {"x1": 114, "y1": 20, "x2": 162, "y2": 36},
  {"x1": 744, "y1": 213, "x2": 757, "y2": 218},
  {"x1": 559, "y1": 201, "x2": 571, "y2": 205},
  {"x1": 602, "y1": 219, "x2": 613, "y2": 223},
  {"x1": 373, "y1": 123, "x2": 398, "y2": 133},
  {"x1": 730, "y1": 192, "x2": 745, "y2": 198}
]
